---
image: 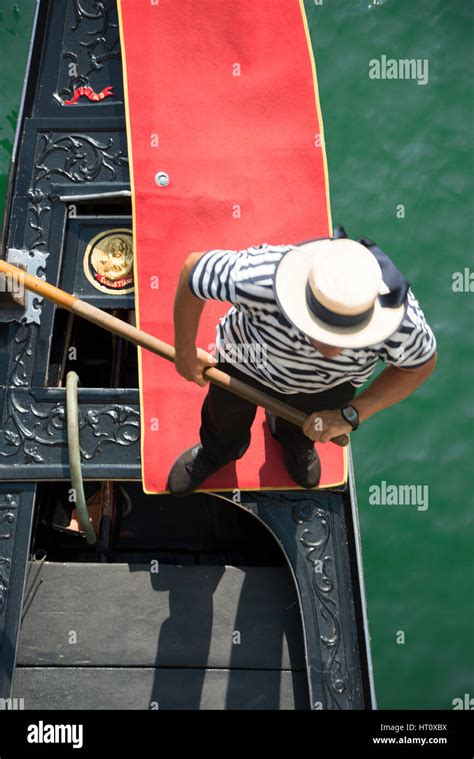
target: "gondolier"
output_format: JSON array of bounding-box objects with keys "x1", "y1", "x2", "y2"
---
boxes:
[{"x1": 167, "y1": 227, "x2": 437, "y2": 496}]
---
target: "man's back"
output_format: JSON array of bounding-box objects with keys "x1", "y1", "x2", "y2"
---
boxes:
[{"x1": 188, "y1": 243, "x2": 437, "y2": 395}]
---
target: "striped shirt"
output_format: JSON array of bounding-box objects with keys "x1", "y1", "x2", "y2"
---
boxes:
[{"x1": 188, "y1": 244, "x2": 437, "y2": 395}]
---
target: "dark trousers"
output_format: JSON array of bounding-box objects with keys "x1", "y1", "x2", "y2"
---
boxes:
[{"x1": 199, "y1": 361, "x2": 356, "y2": 465}]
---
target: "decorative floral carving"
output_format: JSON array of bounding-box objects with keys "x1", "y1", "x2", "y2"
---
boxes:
[
  {"x1": 9, "y1": 127, "x2": 128, "y2": 379},
  {"x1": 56, "y1": 0, "x2": 121, "y2": 106},
  {"x1": 0, "y1": 495, "x2": 18, "y2": 616},
  {"x1": 8, "y1": 324, "x2": 36, "y2": 388},
  {"x1": 23, "y1": 129, "x2": 128, "y2": 260},
  {"x1": 34, "y1": 132, "x2": 127, "y2": 194},
  {"x1": 252, "y1": 492, "x2": 352, "y2": 709},
  {"x1": 0, "y1": 557, "x2": 11, "y2": 614},
  {"x1": 292, "y1": 497, "x2": 349, "y2": 707},
  {"x1": 0, "y1": 390, "x2": 139, "y2": 463}
]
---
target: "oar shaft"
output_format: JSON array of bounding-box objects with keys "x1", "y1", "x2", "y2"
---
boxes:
[
  {"x1": 73, "y1": 298, "x2": 308, "y2": 425},
  {"x1": 0, "y1": 259, "x2": 349, "y2": 443}
]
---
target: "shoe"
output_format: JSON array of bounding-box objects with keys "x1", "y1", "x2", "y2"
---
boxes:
[
  {"x1": 265, "y1": 410, "x2": 321, "y2": 489},
  {"x1": 166, "y1": 444, "x2": 226, "y2": 497}
]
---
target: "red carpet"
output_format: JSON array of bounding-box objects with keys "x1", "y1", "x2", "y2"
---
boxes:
[{"x1": 118, "y1": 0, "x2": 347, "y2": 493}]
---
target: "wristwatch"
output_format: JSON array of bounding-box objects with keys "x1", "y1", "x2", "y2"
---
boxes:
[{"x1": 340, "y1": 405, "x2": 360, "y2": 431}]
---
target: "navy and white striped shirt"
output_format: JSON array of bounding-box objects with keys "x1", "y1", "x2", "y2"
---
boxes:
[{"x1": 188, "y1": 244, "x2": 437, "y2": 395}]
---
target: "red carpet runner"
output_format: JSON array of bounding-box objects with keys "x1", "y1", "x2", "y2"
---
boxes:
[{"x1": 118, "y1": 0, "x2": 347, "y2": 493}]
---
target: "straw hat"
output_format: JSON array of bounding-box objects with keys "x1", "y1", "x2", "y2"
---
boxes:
[{"x1": 273, "y1": 237, "x2": 408, "y2": 348}]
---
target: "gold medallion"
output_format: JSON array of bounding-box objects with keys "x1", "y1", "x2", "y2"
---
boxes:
[{"x1": 83, "y1": 229, "x2": 134, "y2": 294}]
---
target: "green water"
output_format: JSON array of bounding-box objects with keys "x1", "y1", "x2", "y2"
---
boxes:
[
  {"x1": 0, "y1": 0, "x2": 472, "y2": 709},
  {"x1": 0, "y1": 2, "x2": 32, "y2": 227}
]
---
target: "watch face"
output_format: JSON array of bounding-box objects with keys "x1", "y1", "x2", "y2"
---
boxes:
[{"x1": 342, "y1": 406, "x2": 359, "y2": 427}]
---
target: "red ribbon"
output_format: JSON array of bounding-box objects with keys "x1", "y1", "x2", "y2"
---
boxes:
[{"x1": 64, "y1": 85, "x2": 114, "y2": 105}]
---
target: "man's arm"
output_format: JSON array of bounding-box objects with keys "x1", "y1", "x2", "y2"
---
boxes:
[
  {"x1": 351, "y1": 353, "x2": 437, "y2": 423},
  {"x1": 303, "y1": 353, "x2": 438, "y2": 442},
  {"x1": 174, "y1": 251, "x2": 217, "y2": 386}
]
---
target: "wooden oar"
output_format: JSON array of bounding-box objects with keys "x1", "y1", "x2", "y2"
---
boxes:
[{"x1": 0, "y1": 259, "x2": 349, "y2": 446}]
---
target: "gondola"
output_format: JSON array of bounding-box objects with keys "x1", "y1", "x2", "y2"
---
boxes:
[{"x1": 0, "y1": 0, "x2": 376, "y2": 710}]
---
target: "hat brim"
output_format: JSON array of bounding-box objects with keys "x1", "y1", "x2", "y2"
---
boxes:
[{"x1": 273, "y1": 246, "x2": 406, "y2": 348}]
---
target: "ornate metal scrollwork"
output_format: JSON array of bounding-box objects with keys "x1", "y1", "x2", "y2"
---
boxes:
[
  {"x1": 7, "y1": 324, "x2": 36, "y2": 388},
  {"x1": 2, "y1": 326, "x2": 138, "y2": 464},
  {"x1": 292, "y1": 499, "x2": 349, "y2": 708},
  {"x1": 33, "y1": 132, "x2": 127, "y2": 190},
  {"x1": 0, "y1": 495, "x2": 18, "y2": 617},
  {"x1": 56, "y1": 0, "x2": 121, "y2": 106},
  {"x1": 22, "y1": 128, "x2": 128, "y2": 266},
  {"x1": 4, "y1": 127, "x2": 128, "y2": 371},
  {"x1": 0, "y1": 387, "x2": 139, "y2": 464},
  {"x1": 250, "y1": 491, "x2": 352, "y2": 709}
]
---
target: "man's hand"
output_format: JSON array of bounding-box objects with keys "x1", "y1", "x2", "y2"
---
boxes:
[
  {"x1": 302, "y1": 409, "x2": 352, "y2": 443},
  {"x1": 175, "y1": 345, "x2": 218, "y2": 387}
]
